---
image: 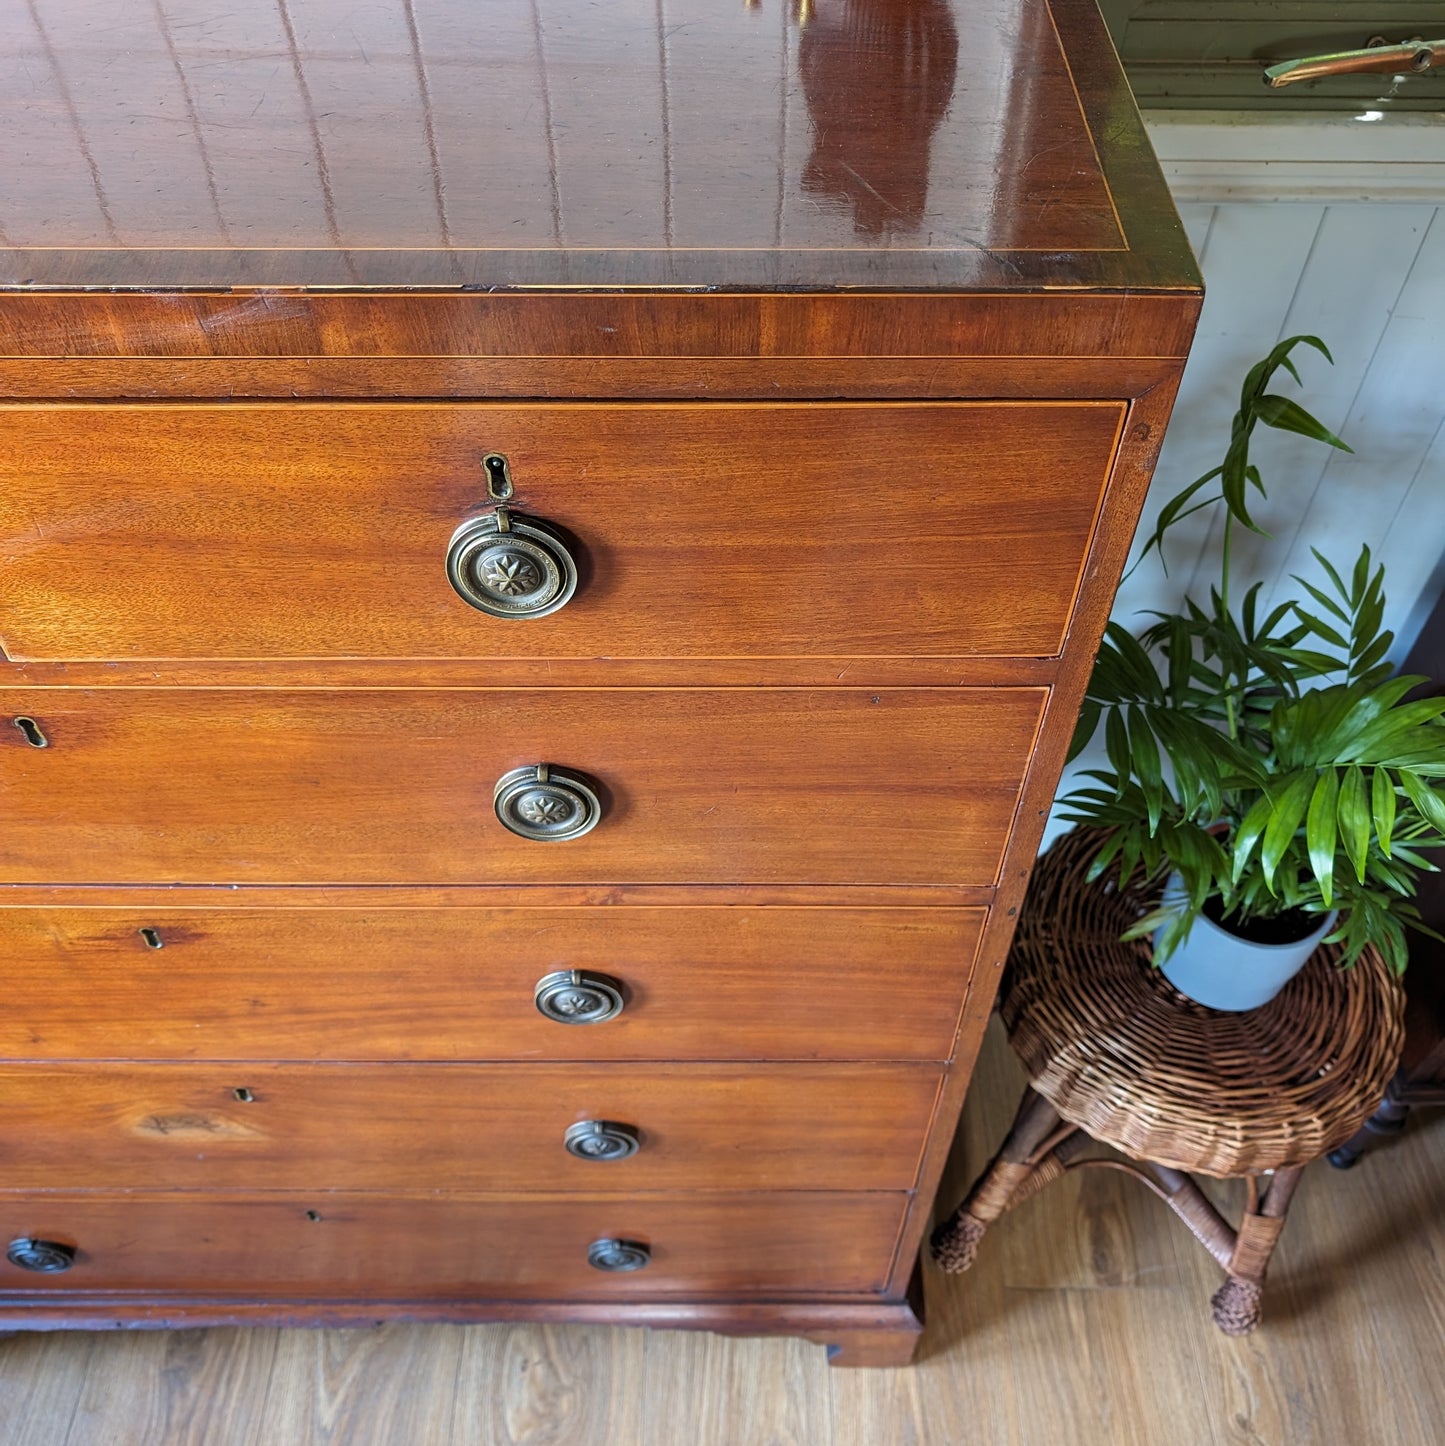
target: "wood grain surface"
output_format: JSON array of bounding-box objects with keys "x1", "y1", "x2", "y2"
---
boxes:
[
  {"x1": 0, "y1": 882, "x2": 986, "y2": 909},
  {"x1": 0, "y1": 687, "x2": 1044, "y2": 886},
  {"x1": 880, "y1": 375, "x2": 1189, "y2": 1300},
  {"x1": 0, "y1": 1191, "x2": 907, "y2": 1300},
  {"x1": 0, "y1": 295, "x2": 1201, "y2": 367},
  {"x1": 0, "y1": 401, "x2": 1122, "y2": 663},
  {"x1": 0, "y1": 0, "x2": 1198, "y2": 292},
  {"x1": 0, "y1": 653, "x2": 1060, "y2": 692},
  {"x1": 0, "y1": 1063, "x2": 940, "y2": 1192},
  {"x1": 0, "y1": 0, "x2": 1205, "y2": 1369},
  {"x1": 0, "y1": 904, "x2": 983, "y2": 1062},
  {"x1": 2, "y1": 1023, "x2": 1442, "y2": 1443}
]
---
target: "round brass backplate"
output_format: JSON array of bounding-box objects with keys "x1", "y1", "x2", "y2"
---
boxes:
[
  {"x1": 446, "y1": 511, "x2": 578, "y2": 620},
  {"x1": 6, "y1": 1237, "x2": 76, "y2": 1273},
  {"x1": 586, "y1": 1237, "x2": 651, "y2": 1273},
  {"x1": 494, "y1": 764, "x2": 601, "y2": 842},
  {"x1": 535, "y1": 970, "x2": 626, "y2": 1024}
]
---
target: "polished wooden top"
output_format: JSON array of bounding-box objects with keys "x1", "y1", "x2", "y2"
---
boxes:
[{"x1": 0, "y1": 0, "x2": 1197, "y2": 291}]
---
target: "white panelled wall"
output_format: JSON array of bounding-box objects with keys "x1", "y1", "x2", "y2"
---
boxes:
[{"x1": 1046, "y1": 115, "x2": 1445, "y2": 846}]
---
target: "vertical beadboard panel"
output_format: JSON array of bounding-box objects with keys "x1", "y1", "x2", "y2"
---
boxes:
[
  {"x1": 1109, "y1": 203, "x2": 1325, "y2": 628},
  {"x1": 1048, "y1": 196, "x2": 1445, "y2": 847},
  {"x1": 1118, "y1": 199, "x2": 1445, "y2": 659},
  {"x1": 1223, "y1": 206, "x2": 1436, "y2": 596},
  {"x1": 1261, "y1": 211, "x2": 1445, "y2": 641},
  {"x1": 1385, "y1": 418, "x2": 1445, "y2": 655}
]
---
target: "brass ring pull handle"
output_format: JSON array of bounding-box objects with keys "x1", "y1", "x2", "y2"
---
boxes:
[
  {"x1": 535, "y1": 970, "x2": 626, "y2": 1024},
  {"x1": 6, "y1": 1237, "x2": 76, "y2": 1273},
  {"x1": 586, "y1": 1238, "x2": 651, "y2": 1273},
  {"x1": 446, "y1": 507, "x2": 578, "y2": 619},
  {"x1": 1264, "y1": 38, "x2": 1443, "y2": 87},
  {"x1": 564, "y1": 1120, "x2": 642, "y2": 1161},
  {"x1": 494, "y1": 764, "x2": 602, "y2": 842}
]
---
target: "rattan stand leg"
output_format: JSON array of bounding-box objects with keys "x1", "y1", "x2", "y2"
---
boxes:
[
  {"x1": 931, "y1": 1087, "x2": 1080, "y2": 1272},
  {"x1": 931, "y1": 1097, "x2": 1306, "y2": 1337},
  {"x1": 1210, "y1": 1166, "x2": 1303, "y2": 1336}
]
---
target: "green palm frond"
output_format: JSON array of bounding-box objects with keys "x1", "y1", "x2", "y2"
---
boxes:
[{"x1": 1064, "y1": 337, "x2": 1445, "y2": 975}]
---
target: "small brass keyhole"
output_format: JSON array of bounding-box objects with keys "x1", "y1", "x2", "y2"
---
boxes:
[
  {"x1": 139, "y1": 928, "x2": 164, "y2": 950},
  {"x1": 233, "y1": 1087, "x2": 255, "y2": 1103},
  {"x1": 482, "y1": 452, "x2": 514, "y2": 501},
  {"x1": 12, "y1": 716, "x2": 48, "y2": 748}
]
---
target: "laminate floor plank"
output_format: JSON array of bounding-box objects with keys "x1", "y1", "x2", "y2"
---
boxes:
[
  {"x1": 1315, "y1": 1113, "x2": 1445, "y2": 1445},
  {"x1": 253, "y1": 1323, "x2": 462, "y2": 1446},
  {"x1": 62, "y1": 1328, "x2": 277, "y2": 1446},
  {"x1": 1009, "y1": 1283, "x2": 1218, "y2": 1446},
  {"x1": 639, "y1": 1330, "x2": 828, "y2": 1446},
  {"x1": 2, "y1": 1025, "x2": 1441, "y2": 1446},
  {"x1": 1158, "y1": 1156, "x2": 1430, "y2": 1446},
  {"x1": 0, "y1": 1330, "x2": 95, "y2": 1446},
  {"x1": 831, "y1": 1258, "x2": 1022, "y2": 1446},
  {"x1": 996, "y1": 1161, "x2": 1186, "y2": 1294},
  {"x1": 453, "y1": 1321, "x2": 647, "y2": 1446},
  {"x1": 1155, "y1": 1198, "x2": 1303, "y2": 1446}
]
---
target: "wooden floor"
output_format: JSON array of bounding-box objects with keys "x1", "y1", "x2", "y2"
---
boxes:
[{"x1": 3, "y1": 1020, "x2": 1442, "y2": 1446}]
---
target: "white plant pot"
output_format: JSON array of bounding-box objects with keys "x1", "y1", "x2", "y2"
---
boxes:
[{"x1": 1155, "y1": 891, "x2": 1337, "y2": 1012}]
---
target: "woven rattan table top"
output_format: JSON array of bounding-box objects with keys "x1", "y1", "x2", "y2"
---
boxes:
[{"x1": 1001, "y1": 829, "x2": 1406, "y2": 1176}]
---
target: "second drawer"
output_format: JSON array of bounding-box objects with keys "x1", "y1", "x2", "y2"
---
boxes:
[
  {"x1": 0, "y1": 687, "x2": 1044, "y2": 885},
  {"x1": 0, "y1": 1063, "x2": 941, "y2": 1192}
]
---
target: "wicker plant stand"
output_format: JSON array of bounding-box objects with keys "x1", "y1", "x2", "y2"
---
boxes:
[{"x1": 931, "y1": 828, "x2": 1405, "y2": 1335}]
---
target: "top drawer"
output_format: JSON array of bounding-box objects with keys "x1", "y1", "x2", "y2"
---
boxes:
[{"x1": 0, "y1": 402, "x2": 1122, "y2": 663}]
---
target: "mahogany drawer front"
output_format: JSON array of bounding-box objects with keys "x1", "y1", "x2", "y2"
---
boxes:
[
  {"x1": 0, "y1": 401, "x2": 1124, "y2": 663},
  {"x1": 0, "y1": 1063, "x2": 940, "y2": 1192},
  {"x1": 0, "y1": 688, "x2": 1043, "y2": 886},
  {"x1": 0, "y1": 905, "x2": 983, "y2": 1063},
  {"x1": 0, "y1": 1190, "x2": 906, "y2": 1300}
]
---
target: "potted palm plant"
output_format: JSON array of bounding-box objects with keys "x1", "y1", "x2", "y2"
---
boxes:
[{"x1": 1062, "y1": 336, "x2": 1445, "y2": 1010}]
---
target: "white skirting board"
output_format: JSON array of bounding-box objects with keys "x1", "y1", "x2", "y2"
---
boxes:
[{"x1": 1146, "y1": 112, "x2": 1445, "y2": 205}]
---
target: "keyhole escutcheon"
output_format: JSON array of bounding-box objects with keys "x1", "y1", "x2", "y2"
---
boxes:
[
  {"x1": 482, "y1": 452, "x2": 515, "y2": 501},
  {"x1": 12, "y1": 716, "x2": 48, "y2": 748}
]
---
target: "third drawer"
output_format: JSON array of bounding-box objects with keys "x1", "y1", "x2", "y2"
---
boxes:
[{"x1": 0, "y1": 903, "x2": 983, "y2": 1062}]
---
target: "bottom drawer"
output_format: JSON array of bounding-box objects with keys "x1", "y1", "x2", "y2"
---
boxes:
[{"x1": 0, "y1": 1192, "x2": 907, "y2": 1300}]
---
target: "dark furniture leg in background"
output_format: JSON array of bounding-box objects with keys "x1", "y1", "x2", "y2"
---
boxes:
[
  {"x1": 1330, "y1": 593, "x2": 1445, "y2": 1168},
  {"x1": 1329, "y1": 1041, "x2": 1445, "y2": 1169}
]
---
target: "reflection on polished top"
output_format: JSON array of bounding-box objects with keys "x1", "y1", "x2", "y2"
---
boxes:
[{"x1": 0, "y1": 0, "x2": 1195, "y2": 290}]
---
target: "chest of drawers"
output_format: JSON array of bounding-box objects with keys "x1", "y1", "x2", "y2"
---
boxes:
[{"x1": 0, "y1": 0, "x2": 1199, "y2": 1365}]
